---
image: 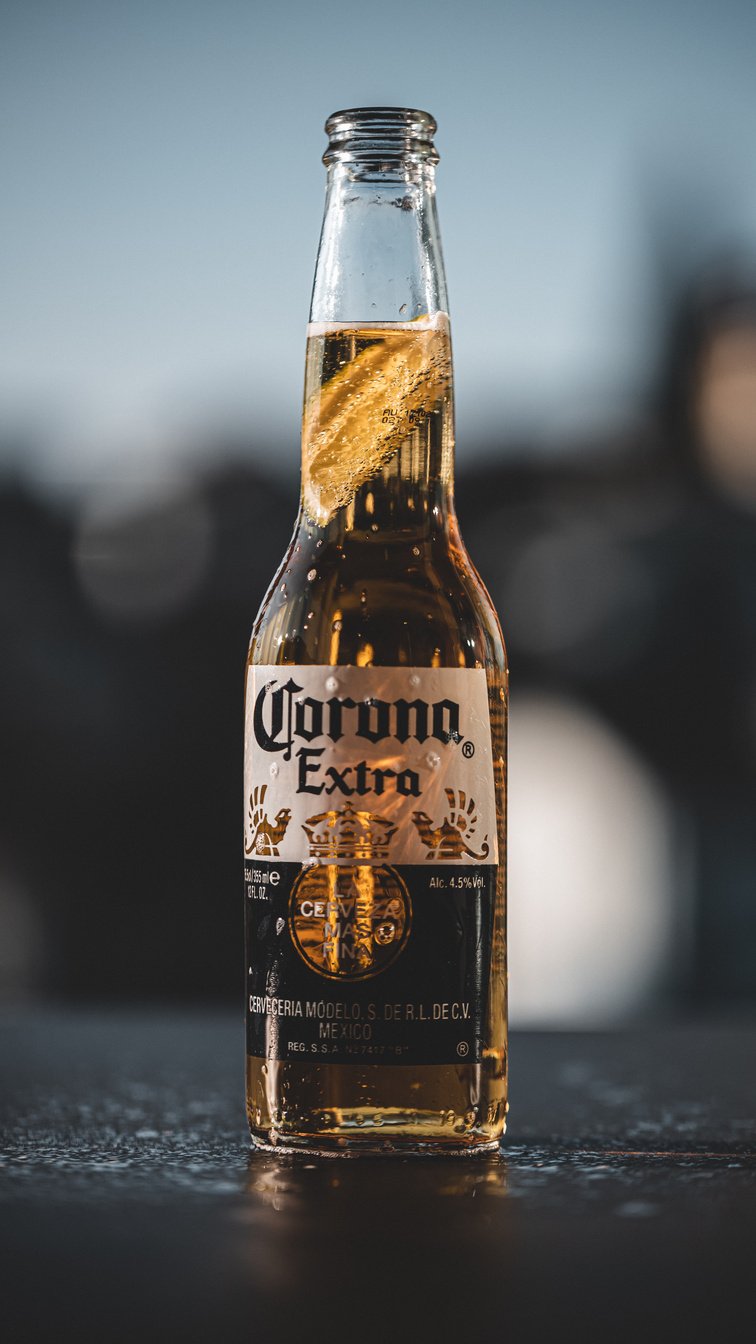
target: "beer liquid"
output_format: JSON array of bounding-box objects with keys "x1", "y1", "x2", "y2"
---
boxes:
[{"x1": 245, "y1": 315, "x2": 507, "y2": 1154}]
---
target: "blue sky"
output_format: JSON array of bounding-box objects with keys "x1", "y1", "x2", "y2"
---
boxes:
[{"x1": 2, "y1": 0, "x2": 756, "y2": 486}]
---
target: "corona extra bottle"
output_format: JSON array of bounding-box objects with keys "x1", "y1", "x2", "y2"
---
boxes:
[{"x1": 244, "y1": 107, "x2": 507, "y2": 1153}]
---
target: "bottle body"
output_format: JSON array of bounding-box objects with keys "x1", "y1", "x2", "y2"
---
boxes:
[{"x1": 244, "y1": 111, "x2": 507, "y2": 1154}]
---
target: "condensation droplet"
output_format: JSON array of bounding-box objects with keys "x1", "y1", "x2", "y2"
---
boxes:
[
  {"x1": 325, "y1": 675, "x2": 339, "y2": 692},
  {"x1": 409, "y1": 673, "x2": 421, "y2": 688},
  {"x1": 270, "y1": 762, "x2": 279, "y2": 778},
  {"x1": 275, "y1": 918, "x2": 285, "y2": 935},
  {"x1": 360, "y1": 589, "x2": 367, "y2": 605},
  {"x1": 412, "y1": 546, "x2": 421, "y2": 557},
  {"x1": 426, "y1": 751, "x2": 441, "y2": 769},
  {"x1": 280, "y1": 582, "x2": 287, "y2": 597},
  {"x1": 371, "y1": 523, "x2": 379, "y2": 532},
  {"x1": 399, "y1": 303, "x2": 407, "y2": 314},
  {"x1": 307, "y1": 568, "x2": 317, "y2": 581},
  {"x1": 332, "y1": 619, "x2": 342, "y2": 632}
]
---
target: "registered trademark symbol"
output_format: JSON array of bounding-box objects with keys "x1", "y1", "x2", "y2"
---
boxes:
[
  {"x1": 462, "y1": 740, "x2": 475, "y2": 758},
  {"x1": 457, "y1": 1040, "x2": 469, "y2": 1057}
]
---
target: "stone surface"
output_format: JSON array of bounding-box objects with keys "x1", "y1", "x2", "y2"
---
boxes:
[{"x1": 1, "y1": 1011, "x2": 754, "y2": 1342}]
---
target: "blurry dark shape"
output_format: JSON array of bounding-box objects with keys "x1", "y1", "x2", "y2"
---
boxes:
[
  {"x1": 74, "y1": 474, "x2": 213, "y2": 622},
  {"x1": 0, "y1": 849, "x2": 43, "y2": 1000},
  {"x1": 502, "y1": 516, "x2": 656, "y2": 674},
  {"x1": 0, "y1": 457, "x2": 292, "y2": 1000}
]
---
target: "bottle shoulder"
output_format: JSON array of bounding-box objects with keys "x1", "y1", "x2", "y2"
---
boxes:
[{"x1": 248, "y1": 525, "x2": 507, "y2": 678}]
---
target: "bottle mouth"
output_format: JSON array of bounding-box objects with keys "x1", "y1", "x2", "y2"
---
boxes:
[{"x1": 323, "y1": 107, "x2": 439, "y2": 169}]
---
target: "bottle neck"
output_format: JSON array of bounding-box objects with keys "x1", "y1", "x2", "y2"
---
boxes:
[
  {"x1": 310, "y1": 164, "x2": 449, "y2": 324},
  {"x1": 300, "y1": 117, "x2": 455, "y2": 540}
]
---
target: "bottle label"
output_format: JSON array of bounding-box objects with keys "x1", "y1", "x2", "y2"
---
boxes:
[{"x1": 244, "y1": 665, "x2": 501, "y2": 1065}]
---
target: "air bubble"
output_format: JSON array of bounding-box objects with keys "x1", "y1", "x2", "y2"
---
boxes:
[{"x1": 307, "y1": 568, "x2": 317, "y2": 581}]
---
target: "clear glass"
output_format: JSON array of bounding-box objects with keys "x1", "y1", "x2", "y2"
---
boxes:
[{"x1": 246, "y1": 108, "x2": 508, "y2": 1155}]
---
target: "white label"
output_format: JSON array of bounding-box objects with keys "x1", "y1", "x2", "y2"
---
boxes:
[{"x1": 244, "y1": 665, "x2": 498, "y2": 866}]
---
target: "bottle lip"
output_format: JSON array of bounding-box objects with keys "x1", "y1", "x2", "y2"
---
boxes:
[{"x1": 323, "y1": 106, "x2": 439, "y2": 169}]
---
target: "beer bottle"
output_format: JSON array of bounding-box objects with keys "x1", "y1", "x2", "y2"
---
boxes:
[{"x1": 244, "y1": 108, "x2": 507, "y2": 1154}]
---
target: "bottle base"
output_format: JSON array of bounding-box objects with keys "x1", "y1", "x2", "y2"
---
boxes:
[{"x1": 248, "y1": 1128, "x2": 504, "y2": 1159}]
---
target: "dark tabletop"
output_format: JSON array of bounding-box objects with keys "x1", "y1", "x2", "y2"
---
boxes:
[{"x1": 1, "y1": 1011, "x2": 754, "y2": 1343}]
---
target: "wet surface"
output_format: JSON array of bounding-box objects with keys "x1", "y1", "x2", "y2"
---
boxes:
[{"x1": 1, "y1": 1011, "x2": 755, "y2": 1342}]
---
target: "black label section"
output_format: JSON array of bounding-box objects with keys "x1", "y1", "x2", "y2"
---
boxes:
[{"x1": 245, "y1": 859, "x2": 495, "y2": 1065}]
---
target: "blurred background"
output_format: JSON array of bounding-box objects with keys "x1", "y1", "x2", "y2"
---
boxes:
[{"x1": 2, "y1": 0, "x2": 756, "y2": 1024}]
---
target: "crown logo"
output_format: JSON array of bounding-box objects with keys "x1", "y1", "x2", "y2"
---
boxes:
[{"x1": 302, "y1": 801, "x2": 398, "y2": 861}]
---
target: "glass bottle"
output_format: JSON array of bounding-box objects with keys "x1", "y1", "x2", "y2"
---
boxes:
[{"x1": 244, "y1": 107, "x2": 507, "y2": 1154}]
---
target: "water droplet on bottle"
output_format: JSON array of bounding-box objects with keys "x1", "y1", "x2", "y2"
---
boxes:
[
  {"x1": 399, "y1": 303, "x2": 407, "y2": 314},
  {"x1": 360, "y1": 589, "x2": 367, "y2": 605},
  {"x1": 332, "y1": 619, "x2": 342, "y2": 632},
  {"x1": 409, "y1": 673, "x2": 420, "y2": 688},
  {"x1": 275, "y1": 918, "x2": 285, "y2": 935},
  {"x1": 325, "y1": 675, "x2": 339, "y2": 692},
  {"x1": 411, "y1": 545, "x2": 420, "y2": 557},
  {"x1": 371, "y1": 523, "x2": 379, "y2": 532},
  {"x1": 426, "y1": 751, "x2": 440, "y2": 769},
  {"x1": 269, "y1": 762, "x2": 279, "y2": 778},
  {"x1": 307, "y1": 568, "x2": 317, "y2": 581},
  {"x1": 280, "y1": 582, "x2": 287, "y2": 597}
]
